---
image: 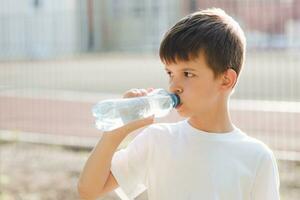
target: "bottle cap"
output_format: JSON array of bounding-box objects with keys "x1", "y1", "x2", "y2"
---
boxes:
[{"x1": 169, "y1": 93, "x2": 180, "y2": 108}]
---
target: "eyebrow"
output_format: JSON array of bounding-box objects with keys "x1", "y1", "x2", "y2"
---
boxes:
[{"x1": 164, "y1": 67, "x2": 197, "y2": 71}]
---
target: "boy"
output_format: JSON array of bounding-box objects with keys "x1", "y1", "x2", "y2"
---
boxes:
[{"x1": 78, "y1": 8, "x2": 280, "y2": 200}]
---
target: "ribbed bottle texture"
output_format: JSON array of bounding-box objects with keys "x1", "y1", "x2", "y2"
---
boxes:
[{"x1": 92, "y1": 88, "x2": 180, "y2": 132}]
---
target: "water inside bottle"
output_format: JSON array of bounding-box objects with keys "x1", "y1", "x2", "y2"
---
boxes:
[
  {"x1": 95, "y1": 117, "x2": 123, "y2": 131},
  {"x1": 147, "y1": 95, "x2": 173, "y2": 117},
  {"x1": 92, "y1": 89, "x2": 175, "y2": 131},
  {"x1": 119, "y1": 97, "x2": 151, "y2": 124}
]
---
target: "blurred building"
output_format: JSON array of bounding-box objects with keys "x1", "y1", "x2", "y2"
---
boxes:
[
  {"x1": 1, "y1": 0, "x2": 300, "y2": 60},
  {"x1": 0, "y1": 0, "x2": 88, "y2": 60},
  {"x1": 191, "y1": 0, "x2": 300, "y2": 49},
  {"x1": 0, "y1": 0, "x2": 183, "y2": 60},
  {"x1": 92, "y1": 0, "x2": 183, "y2": 52}
]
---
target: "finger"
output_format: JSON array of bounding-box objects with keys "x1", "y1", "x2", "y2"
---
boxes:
[
  {"x1": 123, "y1": 92, "x2": 133, "y2": 98},
  {"x1": 139, "y1": 89, "x2": 148, "y2": 96},
  {"x1": 123, "y1": 88, "x2": 153, "y2": 98},
  {"x1": 147, "y1": 88, "x2": 154, "y2": 92},
  {"x1": 131, "y1": 89, "x2": 146, "y2": 97},
  {"x1": 134, "y1": 89, "x2": 143, "y2": 97},
  {"x1": 123, "y1": 88, "x2": 139, "y2": 98},
  {"x1": 130, "y1": 89, "x2": 140, "y2": 96}
]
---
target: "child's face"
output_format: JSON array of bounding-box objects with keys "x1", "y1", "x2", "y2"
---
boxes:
[{"x1": 164, "y1": 52, "x2": 225, "y2": 118}]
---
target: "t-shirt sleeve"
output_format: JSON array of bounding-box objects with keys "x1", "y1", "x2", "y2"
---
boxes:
[
  {"x1": 251, "y1": 149, "x2": 280, "y2": 200},
  {"x1": 111, "y1": 126, "x2": 154, "y2": 199}
]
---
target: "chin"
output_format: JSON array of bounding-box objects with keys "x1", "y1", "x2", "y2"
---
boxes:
[{"x1": 176, "y1": 109, "x2": 190, "y2": 118}]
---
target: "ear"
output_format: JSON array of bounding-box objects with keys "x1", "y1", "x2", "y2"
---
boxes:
[{"x1": 219, "y1": 68, "x2": 237, "y2": 91}]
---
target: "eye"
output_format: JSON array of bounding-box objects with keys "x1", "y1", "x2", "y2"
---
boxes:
[
  {"x1": 166, "y1": 71, "x2": 173, "y2": 77},
  {"x1": 184, "y1": 72, "x2": 195, "y2": 78}
]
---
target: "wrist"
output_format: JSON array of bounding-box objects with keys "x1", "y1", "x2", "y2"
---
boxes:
[{"x1": 100, "y1": 130, "x2": 128, "y2": 146}]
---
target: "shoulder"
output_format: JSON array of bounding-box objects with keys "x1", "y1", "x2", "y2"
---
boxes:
[
  {"x1": 238, "y1": 133, "x2": 276, "y2": 160},
  {"x1": 233, "y1": 132, "x2": 278, "y2": 180},
  {"x1": 150, "y1": 120, "x2": 183, "y2": 134},
  {"x1": 126, "y1": 122, "x2": 178, "y2": 145},
  {"x1": 243, "y1": 135, "x2": 272, "y2": 151},
  {"x1": 140, "y1": 120, "x2": 184, "y2": 141}
]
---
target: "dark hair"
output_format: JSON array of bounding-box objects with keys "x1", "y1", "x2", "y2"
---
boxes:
[{"x1": 159, "y1": 8, "x2": 246, "y2": 79}]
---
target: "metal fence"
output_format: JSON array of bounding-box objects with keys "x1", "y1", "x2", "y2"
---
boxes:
[{"x1": 0, "y1": 0, "x2": 299, "y2": 200}]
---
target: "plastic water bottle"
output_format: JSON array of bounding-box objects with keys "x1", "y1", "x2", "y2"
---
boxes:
[{"x1": 92, "y1": 88, "x2": 180, "y2": 132}]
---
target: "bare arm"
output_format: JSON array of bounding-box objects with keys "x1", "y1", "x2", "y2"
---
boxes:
[
  {"x1": 78, "y1": 88, "x2": 155, "y2": 200},
  {"x1": 78, "y1": 117, "x2": 154, "y2": 199}
]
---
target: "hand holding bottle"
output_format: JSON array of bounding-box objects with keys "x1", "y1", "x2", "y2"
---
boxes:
[
  {"x1": 78, "y1": 89, "x2": 156, "y2": 199},
  {"x1": 99, "y1": 88, "x2": 156, "y2": 135},
  {"x1": 92, "y1": 88, "x2": 180, "y2": 132}
]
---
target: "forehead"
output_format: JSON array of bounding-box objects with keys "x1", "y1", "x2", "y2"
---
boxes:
[{"x1": 164, "y1": 52, "x2": 209, "y2": 71}]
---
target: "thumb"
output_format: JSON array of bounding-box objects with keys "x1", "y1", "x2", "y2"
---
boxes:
[{"x1": 119, "y1": 115, "x2": 155, "y2": 134}]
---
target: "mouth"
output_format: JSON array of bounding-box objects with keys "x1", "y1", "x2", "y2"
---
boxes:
[{"x1": 175, "y1": 103, "x2": 183, "y2": 109}]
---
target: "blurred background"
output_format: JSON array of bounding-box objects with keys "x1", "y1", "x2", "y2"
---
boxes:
[{"x1": 0, "y1": 0, "x2": 299, "y2": 199}]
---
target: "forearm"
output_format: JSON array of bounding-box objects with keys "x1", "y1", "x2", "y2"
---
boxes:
[
  {"x1": 78, "y1": 113, "x2": 154, "y2": 199},
  {"x1": 78, "y1": 131, "x2": 127, "y2": 198}
]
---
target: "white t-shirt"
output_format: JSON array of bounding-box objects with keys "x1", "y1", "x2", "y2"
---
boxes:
[{"x1": 111, "y1": 119, "x2": 280, "y2": 200}]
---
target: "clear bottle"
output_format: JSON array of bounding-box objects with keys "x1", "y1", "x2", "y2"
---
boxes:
[{"x1": 92, "y1": 88, "x2": 180, "y2": 132}]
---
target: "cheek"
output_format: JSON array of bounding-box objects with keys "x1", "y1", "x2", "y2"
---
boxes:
[
  {"x1": 190, "y1": 82, "x2": 214, "y2": 98},
  {"x1": 189, "y1": 85, "x2": 218, "y2": 106},
  {"x1": 199, "y1": 78, "x2": 219, "y2": 95}
]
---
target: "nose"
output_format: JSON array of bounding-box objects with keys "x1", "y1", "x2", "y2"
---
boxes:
[{"x1": 169, "y1": 83, "x2": 183, "y2": 95}]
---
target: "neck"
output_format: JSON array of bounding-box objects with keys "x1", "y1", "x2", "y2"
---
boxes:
[{"x1": 188, "y1": 99, "x2": 234, "y2": 134}]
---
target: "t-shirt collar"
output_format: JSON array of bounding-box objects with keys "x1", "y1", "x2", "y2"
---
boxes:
[{"x1": 182, "y1": 118, "x2": 242, "y2": 140}]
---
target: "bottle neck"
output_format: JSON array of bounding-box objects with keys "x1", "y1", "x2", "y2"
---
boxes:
[{"x1": 169, "y1": 93, "x2": 180, "y2": 108}]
